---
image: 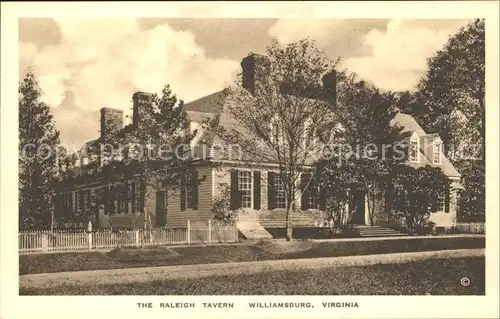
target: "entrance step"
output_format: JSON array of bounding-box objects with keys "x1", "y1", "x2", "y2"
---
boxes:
[
  {"x1": 352, "y1": 225, "x2": 407, "y2": 237},
  {"x1": 237, "y1": 221, "x2": 273, "y2": 240}
]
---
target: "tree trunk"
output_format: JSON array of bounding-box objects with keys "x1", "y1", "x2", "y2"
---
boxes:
[
  {"x1": 285, "y1": 203, "x2": 293, "y2": 241},
  {"x1": 50, "y1": 209, "x2": 54, "y2": 232},
  {"x1": 365, "y1": 182, "x2": 374, "y2": 226}
]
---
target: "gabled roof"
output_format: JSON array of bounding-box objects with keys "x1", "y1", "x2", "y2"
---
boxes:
[
  {"x1": 184, "y1": 90, "x2": 225, "y2": 114},
  {"x1": 179, "y1": 89, "x2": 463, "y2": 180},
  {"x1": 391, "y1": 113, "x2": 427, "y2": 136},
  {"x1": 392, "y1": 112, "x2": 461, "y2": 178}
]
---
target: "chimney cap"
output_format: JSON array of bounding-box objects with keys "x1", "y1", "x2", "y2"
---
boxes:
[
  {"x1": 241, "y1": 53, "x2": 270, "y2": 65},
  {"x1": 100, "y1": 107, "x2": 123, "y2": 113},
  {"x1": 133, "y1": 91, "x2": 153, "y2": 99}
]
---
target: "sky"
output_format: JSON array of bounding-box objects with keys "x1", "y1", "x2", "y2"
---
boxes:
[{"x1": 19, "y1": 18, "x2": 471, "y2": 151}]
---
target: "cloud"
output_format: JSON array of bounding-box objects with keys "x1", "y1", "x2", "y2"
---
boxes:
[
  {"x1": 19, "y1": 19, "x2": 240, "y2": 150},
  {"x1": 267, "y1": 19, "x2": 389, "y2": 58},
  {"x1": 341, "y1": 19, "x2": 470, "y2": 91},
  {"x1": 268, "y1": 18, "x2": 470, "y2": 92},
  {"x1": 268, "y1": 19, "x2": 344, "y2": 46}
]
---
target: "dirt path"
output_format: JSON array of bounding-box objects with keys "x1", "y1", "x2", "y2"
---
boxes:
[{"x1": 20, "y1": 248, "x2": 484, "y2": 289}]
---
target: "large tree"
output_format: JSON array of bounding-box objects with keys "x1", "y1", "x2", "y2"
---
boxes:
[
  {"x1": 400, "y1": 19, "x2": 485, "y2": 222},
  {"x1": 19, "y1": 69, "x2": 61, "y2": 230},
  {"x1": 215, "y1": 38, "x2": 340, "y2": 240},
  {"x1": 84, "y1": 85, "x2": 203, "y2": 230},
  {"x1": 389, "y1": 165, "x2": 450, "y2": 234},
  {"x1": 323, "y1": 76, "x2": 408, "y2": 226}
]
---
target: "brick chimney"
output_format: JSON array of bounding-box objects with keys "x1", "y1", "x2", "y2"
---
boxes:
[
  {"x1": 100, "y1": 107, "x2": 123, "y2": 141},
  {"x1": 132, "y1": 91, "x2": 153, "y2": 128},
  {"x1": 322, "y1": 70, "x2": 337, "y2": 104},
  {"x1": 241, "y1": 53, "x2": 271, "y2": 95}
]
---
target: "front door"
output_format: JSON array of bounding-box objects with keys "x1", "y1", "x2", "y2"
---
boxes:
[
  {"x1": 350, "y1": 190, "x2": 365, "y2": 224},
  {"x1": 155, "y1": 191, "x2": 166, "y2": 227}
]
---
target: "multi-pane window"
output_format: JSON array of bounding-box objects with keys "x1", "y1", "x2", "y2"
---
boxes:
[
  {"x1": 275, "y1": 174, "x2": 287, "y2": 209},
  {"x1": 238, "y1": 171, "x2": 253, "y2": 208},
  {"x1": 186, "y1": 172, "x2": 193, "y2": 209},
  {"x1": 76, "y1": 191, "x2": 82, "y2": 211},
  {"x1": 83, "y1": 190, "x2": 90, "y2": 210},
  {"x1": 410, "y1": 140, "x2": 419, "y2": 163},
  {"x1": 270, "y1": 116, "x2": 284, "y2": 145},
  {"x1": 433, "y1": 141, "x2": 442, "y2": 165},
  {"x1": 307, "y1": 185, "x2": 317, "y2": 209},
  {"x1": 303, "y1": 117, "x2": 314, "y2": 150},
  {"x1": 436, "y1": 194, "x2": 445, "y2": 212}
]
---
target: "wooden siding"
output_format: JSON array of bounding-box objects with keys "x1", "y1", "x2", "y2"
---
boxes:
[
  {"x1": 429, "y1": 189, "x2": 458, "y2": 227},
  {"x1": 166, "y1": 165, "x2": 214, "y2": 227},
  {"x1": 215, "y1": 164, "x2": 326, "y2": 228}
]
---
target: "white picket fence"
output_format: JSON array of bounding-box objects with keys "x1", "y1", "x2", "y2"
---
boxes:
[
  {"x1": 19, "y1": 220, "x2": 239, "y2": 253},
  {"x1": 456, "y1": 222, "x2": 485, "y2": 234}
]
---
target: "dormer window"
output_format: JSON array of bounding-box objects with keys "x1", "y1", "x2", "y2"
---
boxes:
[
  {"x1": 409, "y1": 132, "x2": 420, "y2": 163},
  {"x1": 433, "y1": 139, "x2": 442, "y2": 165},
  {"x1": 303, "y1": 117, "x2": 314, "y2": 150},
  {"x1": 270, "y1": 115, "x2": 284, "y2": 145}
]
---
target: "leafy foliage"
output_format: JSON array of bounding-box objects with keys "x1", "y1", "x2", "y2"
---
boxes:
[
  {"x1": 389, "y1": 165, "x2": 450, "y2": 235},
  {"x1": 323, "y1": 76, "x2": 409, "y2": 226},
  {"x1": 82, "y1": 85, "x2": 200, "y2": 225},
  {"x1": 399, "y1": 19, "x2": 485, "y2": 222},
  {"x1": 215, "y1": 38, "x2": 340, "y2": 240},
  {"x1": 211, "y1": 184, "x2": 240, "y2": 226},
  {"x1": 18, "y1": 69, "x2": 61, "y2": 230}
]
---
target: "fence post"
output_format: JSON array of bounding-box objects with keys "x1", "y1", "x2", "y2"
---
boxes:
[
  {"x1": 41, "y1": 232, "x2": 49, "y2": 252},
  {"x1": 187, "y1": 220, "x2": 191, "y2": 245},
  {"x1": 88, "y1": 232, "x2": 93, "y2": 250},
  {"x1": 135, "y1": 230, "x2": 140, "y2": 246},
  {"x1": 208, "y1": 220, "x2": 212, "y2": 245}
]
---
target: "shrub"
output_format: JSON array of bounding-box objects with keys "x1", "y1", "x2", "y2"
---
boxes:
[{"x1": 211, "y1": 184, "x2": 241, "y2": 226}]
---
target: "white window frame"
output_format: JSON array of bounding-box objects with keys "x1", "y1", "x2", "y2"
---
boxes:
[
  {"x1": 433, "y1": 140, "x2": 442, "y2": 165},
  {"x1": 409, "y1": 132, "x2": 420, "y2": 163},
  {"x1": 306, "y1": 183, "x2": 317, "y2": 209},
  {"x1": 303, "y1": 117, "x2": 314, "y2": 151},
  {"x1": 436, "y1": 194, "x2": 445, "y2": 213},
  {"x1": 238, "y1": 170, "x2": 253, "y2": 208},
  {"x1": 186, "y1": 171, "x2": 193, "y2": 209},
  {"x1": 274, "y1": 173, "x2": 287, "y2": 209},
  {"x1": 270, "y1": 115, "x2": 284, "y2": 146}
]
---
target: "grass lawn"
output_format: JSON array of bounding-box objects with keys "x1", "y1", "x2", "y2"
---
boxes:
[
  {"x1": 20, "y1": 257, "x2": 485, "y2": 295},
  {"x1": 19, "y1": 236, "x2": 484, "y2": 275}
]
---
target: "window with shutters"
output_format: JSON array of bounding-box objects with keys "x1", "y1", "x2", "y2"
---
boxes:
[
  {"x1": 274, "y1": 174, "x2": 286, "y2": 209},
  {"x1": 307, "y1": 185, "x2": 317, "y2": 209},
  {"x1": 301, "y1": 173, "x2": 317, "y2": 210},
  {"x1": 76, "y1": 191, "x2": 82, "y2": 211},
  {"x1": 238, "y1": 171, "x2": 253, "y2": 208},
  {"x1": 83, "y1": 190, "x2": 91, "y2": 210},
  {"x1": 181, "y1": 169, "x2": 198, "y2": 211},
  {"x1": 436, "y1": 194, "x2": 445, "y2": 212},
  {"x1": 186, "y1": 171, "x2": 193, "y2": 209},
  {"x1": 303, "y1": 117, "x2": 316, "y2": 150},
  {"x1": 270, "y1": 115, "x2": 284, "y2": 145}
]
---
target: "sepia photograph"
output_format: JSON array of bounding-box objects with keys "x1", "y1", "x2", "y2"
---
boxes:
[{"x1": 1, "y1": 2, "x2": 499, "y2": 319}]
